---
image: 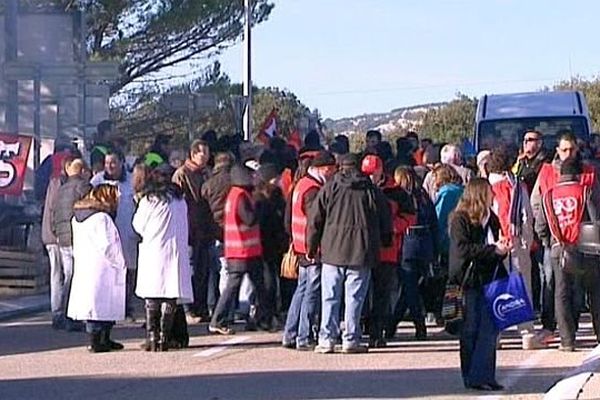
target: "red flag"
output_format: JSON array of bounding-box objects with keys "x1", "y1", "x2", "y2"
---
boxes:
[
  {"x1": 257, "y1": 109, "x2": 278, "y2": 145},
  {"x1": 0, "y1": 133, "x2": 33, "y2": 196},
  {"x1": 287, "y1": 129, "x2": 302, "y2": 151}
]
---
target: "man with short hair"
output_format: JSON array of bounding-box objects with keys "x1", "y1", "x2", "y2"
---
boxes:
[
  {"x1": 52, "y1": 158, "x2": 92, "y2": 331},
  {"x1": 514, "y1": 130, "x2": 548, "y2": 195},
  {"x1": 535, "y1": 158, "x2": 600, "y2": 351},
  {"x1": 365, "y1": 130, "x2": 382, "y2": 153},
  {"x1": 530, "y1": 132, "x2": 600, "y2": 343},
  {"x1": 422, "y1": 144, "x2": 473, "y2": 200},
  {"x1": 309, "y1": 154, "x2": 392, "y2": 354},
  {"x1": 90, "y1": 120, "x2": 115, "y2": 174},
  {"x1": 173, "y1": 140, "x2": 215, "y2": 322}
]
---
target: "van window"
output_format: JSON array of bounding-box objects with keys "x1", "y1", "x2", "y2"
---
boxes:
[{"x1": 477, "y1": 116, "x2": 589, "y2": 150}]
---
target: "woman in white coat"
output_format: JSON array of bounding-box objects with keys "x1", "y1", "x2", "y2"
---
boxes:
[
  {"x1": 67, "y1": 184, "x2": 127, "y2": 353},
  {"x1": 133, "y1": 164, "x2": 193, "y2": 351}
]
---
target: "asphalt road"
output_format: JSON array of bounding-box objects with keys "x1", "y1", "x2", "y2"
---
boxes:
[{"x1": 0, "y1": 313, "x2": 595, "y2": 400}]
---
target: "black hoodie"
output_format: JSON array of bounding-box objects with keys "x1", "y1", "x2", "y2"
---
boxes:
[{"x1": 307, "y1": 169, "x2": 392, "y2": 268}]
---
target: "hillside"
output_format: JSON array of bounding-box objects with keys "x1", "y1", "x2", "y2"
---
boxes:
[{"x1": 323, "y1": 102, "x2": 447, "y2": 135}]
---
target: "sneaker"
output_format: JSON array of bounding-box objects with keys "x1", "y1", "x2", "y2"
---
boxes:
[
  {"x1": 558, "y1": 344, "x2": 575, "y2": 352},
  {"x1": 536, "y1": 329, "x2": 556, "y2": 344},
  {"x1": 341, "y1": 345, "x2": 369, "y2": 354},
  {"x1": 296, "y1": 343, "x2": 315, "y2": 351},
  {"x1": 314, "y1": 344, "x2": 335, "y2": 354},
  {"x1": 186, "y1": 314, "x2": 203, "y2": 325},
  {"x1": 208, "y1": 325, "x2": 235, "y2": 335},
  {"x1": 281, "y1": 341, "x2": 295, "y2": 350},
  {"x1": 522, "y1": 333, "x2": 547, "y2": 350}
]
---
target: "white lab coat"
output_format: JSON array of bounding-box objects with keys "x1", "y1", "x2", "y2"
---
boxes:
[
  {"x1": 67, "y1": 211, "x2": 127, "y2": 321},
  {"x1": 91, "y1": 171, "x2": 138, "y2": 270},
  {"x1": 133, "y1": 195, "x2": 193, "y2": 303}
]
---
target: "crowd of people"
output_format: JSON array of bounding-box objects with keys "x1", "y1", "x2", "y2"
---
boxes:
[{"x1": 37, "y1": 121, "x2": 600, "y2": 392}]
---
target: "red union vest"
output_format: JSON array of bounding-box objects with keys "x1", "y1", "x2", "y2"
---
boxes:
[
  {"x1": 224, "y1": 187, "x2": 263, "y2": 259},
  {"x1": 542, "y1": 181, "x2": 587, "y2": 245},
  {"x1": 291, "y1": 176, "x2": 322, "y2": 254},
  {"x1": 538, "y1": 162, "x2": 596, "y2": 195}
]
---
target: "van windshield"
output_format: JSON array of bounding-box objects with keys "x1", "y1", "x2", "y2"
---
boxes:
[{"x1": 477, "y1": 117, "x2": 589, "y2": 151}]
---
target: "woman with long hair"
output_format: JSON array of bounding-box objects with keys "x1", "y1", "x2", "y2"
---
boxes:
[
  {"x1": 388, "y1": 166, "x2": 438, "y2": 339},
  {"x1": 449, "y1": 178, "x2": 511, "y2": 391},
  {"x1": 133, "y1": 164, "x2": 193, "y2": 351},
  {"x1": 67, "y1": 184, "x2": 127, "y2": 353}
]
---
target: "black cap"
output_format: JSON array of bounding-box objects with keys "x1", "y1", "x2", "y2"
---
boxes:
[{"x1": 311, "y1": 151, "x2": 336, "y2": 167}]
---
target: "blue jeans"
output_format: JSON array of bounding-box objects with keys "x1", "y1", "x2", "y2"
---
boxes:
[
  {"x1": 282, "y1": 264, "x2": 321, "y2": 346},
  {"x1": 46, "y1": 244, "x2": 63, "y2": 318},
  {"x1": 57, "y1": 245, "x2": 74, "y2": 318},
  {"x1": 393, "y1": 261, "x2": 425, "y2": 327},
  {"x1": 540, "y1": 247, "x2": 556, "y2": 331},
  {"x1": 319, "y1": 264, "x2": 371, "y2": 349},
  {"x1": 460, "y1": 288, "x2": 499, "y2": 387}
]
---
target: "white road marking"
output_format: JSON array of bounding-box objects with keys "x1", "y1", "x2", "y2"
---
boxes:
[
  {"x1": 0, "y1": 316, "x2": 48, "y2": 328},
  {"x1": 192, "y1": 336, "x2": 251, "y2": 357}
]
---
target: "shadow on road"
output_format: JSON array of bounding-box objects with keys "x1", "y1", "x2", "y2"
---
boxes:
[{"x1": 0, "y1": 366, "x2": 567, "y2": 400}]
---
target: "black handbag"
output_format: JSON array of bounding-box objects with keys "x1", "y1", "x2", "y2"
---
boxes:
[{"x1": 578, "y1": 192, "x2": 600, "y2": 256}]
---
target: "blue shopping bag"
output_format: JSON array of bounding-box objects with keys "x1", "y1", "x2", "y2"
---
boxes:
[{"x1": 483, "y1": 258, "x2": 535, "y2": 331}]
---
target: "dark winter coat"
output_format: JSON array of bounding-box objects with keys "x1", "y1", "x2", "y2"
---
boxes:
[
  {"x1": 307, "y1": 169, "x2": 392, "y2": 268},
  {"x1": 255, "y1": 184, "x2": 288, "y2": 263},
  {"x1": 51, "y1": 175, "x2": 92, "y2": 246},
  {"x1": 448, "y1": 211, "x2": 507, "y2": 290},
  {"x1": 201, "y1": 165, "x2": 232, "y2": 240}
]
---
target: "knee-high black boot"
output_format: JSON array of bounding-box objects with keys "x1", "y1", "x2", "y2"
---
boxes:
[
  {"x1": 144, "y1": 300, "x2": 161, "y2": 352},
  {"x1": 159, "y1": 301, "x2": 176, "y2": 352}
]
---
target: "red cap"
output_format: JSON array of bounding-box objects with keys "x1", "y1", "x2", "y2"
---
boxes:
[{"x1": 361, "y1": 154, "x2": 383, "y2": 175}]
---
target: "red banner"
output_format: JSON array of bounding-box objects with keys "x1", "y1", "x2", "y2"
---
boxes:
[{"x1": 0, "y1": 133, "x2": 33, "y2": 196}]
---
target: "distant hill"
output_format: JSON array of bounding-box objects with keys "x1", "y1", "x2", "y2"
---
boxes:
[{"x1": 323, "y1": 102, "x2": 447, "y2": 135}]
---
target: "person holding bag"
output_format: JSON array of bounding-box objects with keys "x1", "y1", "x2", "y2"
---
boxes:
[
  {"x1": 535, "y1": 158, "x2": 600, "y2": 352},
  {"x1": 449, "y1": 178, "x2": 511, "y2": 392}
]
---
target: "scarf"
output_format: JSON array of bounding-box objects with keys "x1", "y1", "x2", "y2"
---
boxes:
[
  {"x1": 507, "y1": 172, "x2": 523, "y2": 238},
  {"x1": 184, "y1": 159, "x2": 202, "y2": 173}
]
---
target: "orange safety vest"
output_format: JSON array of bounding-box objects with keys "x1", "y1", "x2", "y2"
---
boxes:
[
  {"x1": 291, "y1": 176, "x2": 322, "y2": 254},
  {"x1": 224, "y1": 187, "x2": 263, "y2": 259},
  {"x1": 542, "y1": 181, "x2": 587, "y2": 245},
  {"x1": 537, "y1": 162, "x2": 596, "y2": 195}
]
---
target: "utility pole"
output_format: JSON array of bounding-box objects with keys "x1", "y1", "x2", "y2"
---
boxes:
[
  {"x1": 242, "y1": 0, "x2": 252, "y2": 142},
  {"x1": 5, "y1": 0, "x2": 18, "y2": 135}
]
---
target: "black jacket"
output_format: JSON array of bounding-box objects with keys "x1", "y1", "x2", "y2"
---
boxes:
[
  {"x1": 255, "y1": 185, "x2": 288, "y2": 263},
  {"x1": 307, "y1": 169, "x2": 392, "y2": 268},
  {"x1": 52, "y1": 176, "x2": 92, "y2": 246},
  {"x1": 448, "y1": 211, "x2": 507, "y2": 289},
  {"x1": 201, "y1": 165, "x2": 232, "y2": 240}
]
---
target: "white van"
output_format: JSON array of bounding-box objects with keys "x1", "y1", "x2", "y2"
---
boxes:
[{"x1": 474, "y1": 91, "x2": 592, "y2": 151}]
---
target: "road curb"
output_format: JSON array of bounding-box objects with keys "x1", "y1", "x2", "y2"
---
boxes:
[{"x1": 544, "y1": 344, "x2": 600, "y2": 399}]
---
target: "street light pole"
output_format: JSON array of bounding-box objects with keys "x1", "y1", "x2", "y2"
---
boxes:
[{"x1": 242, "y1": 0, "x2": 252, "y2": 142}]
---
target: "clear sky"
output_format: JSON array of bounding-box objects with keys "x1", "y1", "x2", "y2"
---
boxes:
[{"x1": 215, "y1": 0, "x2": 600, "y2": 120}]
